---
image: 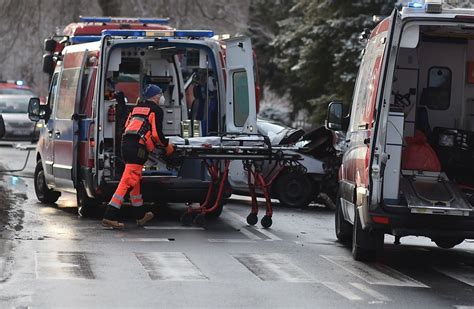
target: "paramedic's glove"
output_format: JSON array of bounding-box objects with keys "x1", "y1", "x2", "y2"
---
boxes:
[{"x1": 165, "y1": 142, "x2": 175, "y2": 156}]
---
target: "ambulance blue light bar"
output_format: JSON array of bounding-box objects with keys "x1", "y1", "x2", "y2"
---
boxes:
[
  {"x1": 79, "y1": 16, "x2": 170, "y2": 25},
  {"x1": 70, "y1": 36, "x2": 101, "y2": 44},
  {"x1": 102, "y1": 29, "x2": 214, "y2": 38},
  {"x1": 408, "y1": 2, "x2": 424, "y2": 8}
]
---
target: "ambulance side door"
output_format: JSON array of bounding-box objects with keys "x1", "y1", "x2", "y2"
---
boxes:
[
  {"x1": 224, "y1": 37, "x2": 257, "y2": 133},
  {"x1": 52, "y1": 49, "x2": 88, "y2": 190}
]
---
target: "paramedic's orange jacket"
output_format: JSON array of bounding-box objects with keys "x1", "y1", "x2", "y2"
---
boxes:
[{"x1": 122, "y1": 99, "x2": 171, "y2": 163}]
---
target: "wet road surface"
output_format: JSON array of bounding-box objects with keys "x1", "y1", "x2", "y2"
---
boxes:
[{"x1": 1, "y1": 143, "x2": 474, "y2": 308}]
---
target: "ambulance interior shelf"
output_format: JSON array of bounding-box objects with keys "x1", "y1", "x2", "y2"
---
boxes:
[{"x1": 147, "y1": 133, "x2": 305, "y2": 228}]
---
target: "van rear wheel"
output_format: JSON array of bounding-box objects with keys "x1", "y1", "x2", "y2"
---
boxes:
[
  {"x1": 434, "y1": 237, "x2": 464, "y2": 249},
  {"x1": 352, "y1": 207, "x2": 384, "y2": 261},
  {"x1": 34, "y1": 160, "x2": 60, "y2": 204},
  {"x1": 76, "y1": 181, "x2": 100, "y2": 218}
]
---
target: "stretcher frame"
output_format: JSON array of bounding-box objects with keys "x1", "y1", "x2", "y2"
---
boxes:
[{"x1": 168, "y1": 133, "x2": 305, "y2": 228}]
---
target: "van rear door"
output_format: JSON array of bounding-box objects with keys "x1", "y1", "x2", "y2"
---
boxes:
[
  {"x1": 52, "y1": 49, "x2": 88, "y2": 191},
  {"x1": 368, "y1": 9, "x2": 401, "y2": 207},
  {"x1": 224, "y1": 37, "x2": 257, "y2": 134}
]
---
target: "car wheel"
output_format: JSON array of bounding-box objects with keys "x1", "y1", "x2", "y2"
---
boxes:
[
  {"x1": 352, "y1": 206, "x2": 384, "y2": 261},
  {"x1": 76, "y1": 181, "x2": 100, "y2": 218},
  {"x1": 276, "y1": 171, "x2": 314, "y2": 208},
  {"x1": 433, "y1": 237, "x2": 464, "y2": 249},
  {"x1": 335, "y1": 196, "x2": 352, "y2": 244},
  {"x1": 34, "y1": 160, "x2": 60, "y2": 204}
]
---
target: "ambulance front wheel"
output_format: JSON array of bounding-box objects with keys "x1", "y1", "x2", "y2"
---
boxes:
[{"x1": 34, "y1": 160, "x2": 61, "y2": 204}]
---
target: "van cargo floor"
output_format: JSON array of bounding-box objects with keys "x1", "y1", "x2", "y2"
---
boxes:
[{"x1": 400, "y1": 171, "x2": 473, "y2": 216}]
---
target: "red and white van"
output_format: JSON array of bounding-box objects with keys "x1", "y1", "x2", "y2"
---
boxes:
[{"x1": 326, "y1": 1, "x2": 474, "y2": 260}]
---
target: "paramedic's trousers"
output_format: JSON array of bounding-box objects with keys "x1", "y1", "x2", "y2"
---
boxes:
[{"x1": 109, "y1": 164, "x2": 144, "y2": 208}]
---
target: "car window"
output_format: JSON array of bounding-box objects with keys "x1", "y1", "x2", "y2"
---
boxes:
[
  {"x1": 0, "y1": 88, "x2": 36, "y2": 96},
  {"x1": 0, "y1": 97, "x2": 30, "y2": 113}
]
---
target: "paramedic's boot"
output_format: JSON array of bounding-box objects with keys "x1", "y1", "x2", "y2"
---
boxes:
[
  {"x1": 134, "y1": 206, "x2": 154, "y2": 226},
  {"x1": 102, "y1": 204, "x2": 125, "y2": 229}
]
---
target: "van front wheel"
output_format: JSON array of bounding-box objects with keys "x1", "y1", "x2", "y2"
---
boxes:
[
  {"x1": 34, "y1": 160, "x2": 60, "y2": 204},
  {"x1": 335, "y1": 196, "x2": 352, "y2": 243}
]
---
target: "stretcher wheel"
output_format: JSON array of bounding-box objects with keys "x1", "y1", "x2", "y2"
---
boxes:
[
  {"x1": 193, "y1": 213, "x2": 206, "y2": 227},
  {"x1": 261, "y1": 215, "x2": 272, "y2": 229},
  {"x1": 181, "y1": 212, "x2": 193, "y2": 226},
  {"x1": 246, "y1": 213, "x2": 258, "y2": 226}
]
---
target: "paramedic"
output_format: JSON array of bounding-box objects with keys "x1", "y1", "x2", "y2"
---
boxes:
[{"x1": 102, "y1": 84, "x2": 174, "y2": 229}]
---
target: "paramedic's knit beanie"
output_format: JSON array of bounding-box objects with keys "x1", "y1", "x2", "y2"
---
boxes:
[{"x1": 144, "y1": 84, "x2": 162, "y2": 99}]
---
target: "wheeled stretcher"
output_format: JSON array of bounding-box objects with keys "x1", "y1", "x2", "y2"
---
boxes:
[{"x1": 150, "y1": 133, "x2": 304, "y2": 228}]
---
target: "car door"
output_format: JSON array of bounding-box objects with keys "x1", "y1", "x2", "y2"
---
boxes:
[
  {"x1": 224, "y1": 37, "x2": 257, "y2": 134},
  {"x1": 52, "y1": 49, "x2": 88, "y2": 191}
]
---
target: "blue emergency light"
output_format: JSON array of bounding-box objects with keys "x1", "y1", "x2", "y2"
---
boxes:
[
  {"x1": 15, "y1": 80, "x2": 24, "y2": 86},
  {"x1": 408, "y1": 2, "x2": 424, "y2": 8},
  {"x1": 102, "y1": 29, "x2": 214, "y2": 38},
  {"x1": 70, "y1": 36, "x2": 101, "y2": 44},
  {"x1": 79, "y1": 16, "x2": 170, "y2": 25}
]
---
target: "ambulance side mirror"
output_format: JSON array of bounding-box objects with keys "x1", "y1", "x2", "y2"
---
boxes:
[
  {"x1": 28, "y1": 98, "x2": 41, "y2": 122},
  {"x1": 326, "y1": 101, "x2": 344, "y2": 131},
  {"x1": 42, "y1": 54, "x2": 54, "y2": 75}
]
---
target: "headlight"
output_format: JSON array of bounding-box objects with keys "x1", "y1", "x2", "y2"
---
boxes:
[
  {"x1": 36, "y1": 122, "x2": 44, "y2": 128},
  {"x1": 438, "y1": 134, "x2": 455, "y2": 147}
]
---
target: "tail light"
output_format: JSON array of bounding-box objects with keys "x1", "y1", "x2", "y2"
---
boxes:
[{"x1": 88, "y1": 122, "x2": 95, "y2": 168}]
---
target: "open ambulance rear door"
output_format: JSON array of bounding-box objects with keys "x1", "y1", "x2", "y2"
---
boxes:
[{"x1": 224, "y1": 37, "x2": 257, "y2": 134}]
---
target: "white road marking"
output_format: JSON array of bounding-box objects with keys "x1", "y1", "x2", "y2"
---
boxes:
[
  {"x1": 350, "y1": 282, "x2": 391, "y2": 302},
  {"x1": 321, "y1": 255, "x2": 428, "y2": 288},
  {"x1": 234, "y1": 253, "x2": 314, "y2": 282},
  {"x1": 143, "y1": 226, "x2": 205, "y2": 230},
  {"x1": 135, "y1": 252, "x2": 208, "y2": 281},
  {"x1": 220, "y1": 212, "x2": 262, "y2": 240},
  {"x1": 208, "y1": 239, "x2": 257, "y2": 243},
  {"x1": 35, "y1": 252, "x2": 94, "y2": 280},
  {"x1": 434, "y1": 263, "x2": 474, "y2": 286},
  {"x1": 321, "y1": 281, "x2": 364, "y2": 301},
  {"x1": 121, "y1": 238, "x2": 172, "y2": 242},
  {"x1": 225, "y1": 210, "x2": 281, "y2": 241},
  {"x1": 455, "y1": 306, "x2": 474, "y2": 309}
]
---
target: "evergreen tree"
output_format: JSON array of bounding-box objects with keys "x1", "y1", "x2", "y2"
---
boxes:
[{"x1": 254, "y1": 0, "x2": 396, "y2": 125}]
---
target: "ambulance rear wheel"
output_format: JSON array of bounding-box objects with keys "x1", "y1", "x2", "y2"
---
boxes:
[
  {"x1": 76, "y1": 181, "x2": 100, "y2": 218},
  {"x1": 34, "y1": 160, "x2": 60, "y2": 204},
  {"x1": 434, "y1": 237, "x2": 464, "y2": 249}
]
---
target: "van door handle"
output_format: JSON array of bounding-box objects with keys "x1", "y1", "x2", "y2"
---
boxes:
[{"x1": 54, "y1": 130, "x2": 61, "y2": 138}]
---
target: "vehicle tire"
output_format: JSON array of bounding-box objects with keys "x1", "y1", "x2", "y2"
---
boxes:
[
  {"x1": 76, "y1": 181, "x2": 100, "y2": 218},
  {"x1": 434, "y1": 238, "x2": 464, "y2": 249},
  {"x1": 276, "y1": 171, "x2": 314, "y2": 208},
  {"x1": 352, "y1": 206, "x2": 384, "y2": 261},
  {"x1": 34, "y1": 160, "x2": 60, "y2": 204},
  {"x1": 335, "y1": 196, "x2": 352, "y2": 244}
]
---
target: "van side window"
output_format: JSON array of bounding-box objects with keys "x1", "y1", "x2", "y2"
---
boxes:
[
  {"x1": 425, "y1": 67, "x2": 451, "y2": 110},
  {"x1": 233, "y1": 70, "x2": 249, "y2": 127},
  {"x1": 56, "y1": 68, "x2": 81, "y2": 119},
  {"x1": 48, "y1": 73, "x2": 59, "y2": 112},
  {"x1": 79, "y1": 67, "x2": 97, "y2": 116}
]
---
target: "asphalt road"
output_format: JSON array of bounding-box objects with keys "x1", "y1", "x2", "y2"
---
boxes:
[{"x1": 1, "y1": 143, "x2": 474, "y2": 308}]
